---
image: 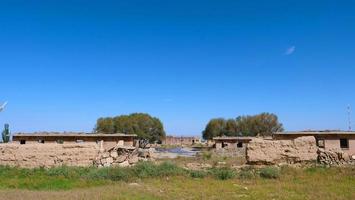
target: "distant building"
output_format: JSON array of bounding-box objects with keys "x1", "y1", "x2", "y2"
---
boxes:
[
  {"x1": 213, "y1": 136, "x2": 253, "y2": 150},
  {"x1": 162, "y1": 136, "x2": 200, "y2": 146},
  {"x1": 12, "y1": 132, "x2": 136, "y2": 149},
  {"x1": 273, "y1": 131, "x2": 355, "y2": 155},
  {"x1": 212, "y1": 136, "x2": 253, "y2": 161}
]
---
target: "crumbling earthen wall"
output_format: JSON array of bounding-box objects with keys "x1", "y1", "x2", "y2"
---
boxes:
[
  {"x1": 0, "y1": 142, "x2": 151, "y2": 169},
  {"x1": 0, "y1": 143, "x2": 100, "y2": 168},
  {"x1": 247, "y1": 136, "x2": 318, "y2": 165}
]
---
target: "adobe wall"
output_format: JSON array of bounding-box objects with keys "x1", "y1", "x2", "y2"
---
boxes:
[
  {"x1": 214, "y1": 142, "x2": 247, "y2": 159},
  {"x1": 246, "y1": 136, "x2": 318, "y2": 165},
  {"x1": 163, "y1": 136, "x2": 199, "y2": 146},
  {"x1": 350, "y1": 140, "x2": 355, "y2": 155},
  {"x1": 0, "y1": 143, "x2": 100, "y2": 168},
  {"x1": 274, "y1": 134, "x2": 355, "y2": 156},
  {"x1": 324, "y1": 139, "x2": 355, "y2": 155}
]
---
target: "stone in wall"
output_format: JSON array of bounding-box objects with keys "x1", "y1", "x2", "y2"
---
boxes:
[
  {"x1": 318, "y1": 148, "x2": 354, "y2": 166},
  {"x1": 94, "y1": 145, "x2": 155, "y2": 168},
  {"x1": 246, "y1": 136, "x2": 318, "y2": 165}
]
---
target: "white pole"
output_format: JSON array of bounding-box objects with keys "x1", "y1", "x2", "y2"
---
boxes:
[{"x1": 348, "y1": 104, "x2": 352, "y2": 131}]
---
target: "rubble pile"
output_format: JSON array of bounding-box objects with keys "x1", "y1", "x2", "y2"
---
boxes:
[
  {"x1": 95, "y1": 145, "x2": 156, "y2": 167},
  {"x1": 318, "y1": 148, "x2": 354, "y2": 165}
]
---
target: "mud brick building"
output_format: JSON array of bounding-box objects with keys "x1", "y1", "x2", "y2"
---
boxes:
[{"x1": 273, "y1": 131, "x2": 355, "y2": 155}]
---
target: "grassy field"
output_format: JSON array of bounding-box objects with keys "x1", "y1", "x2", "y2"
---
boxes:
[
  {"x1": 0, "y1": 163, "x2": 353, "y2": 200},
  {"x1": 159, "y1": 151, "x2": 247, "y2": 167}
]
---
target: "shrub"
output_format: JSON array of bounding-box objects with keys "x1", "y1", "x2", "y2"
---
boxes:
[
  {"x1": 46, "y1": 166, "x2": 92, "y2": 179},
  {"x1": 238, "y1": 170, "x2": 254, "y2": 179},
  {"x1": 189, "y1": 170, "x2": 207, "y2": 178},
  {"x1": 238, "y1": 166, "x2": 256, "y2": 179},
  {"x1": 202, "y1": 151, "x2": 212, "y2": 160},
  {"x1": 17, "y1": 168, "x2": 36, "y2": 179},
  {"x1": 132, "y1": 161, "x2": 185, "y2": 178},
  {"x1": 46, "y1": 166, "x2": 71, "y2": 177},
  {"x1": 85, "y1": 167, "x2": 132, "y2": 181},
  {"x1": 0, "y1": 166, "x2": 13, "y2": 177},
  {"x1": 85, "y1": 167, "x2": 111, "y2": 180},
  {"x1": 156, "y1": 161, "x2": 185, "y2": 177},
  {"x1": 106, "y1": 167, "x2": 131, "y2": 181},
  {"x1": 259, "y1": 167, "x2": 280, "y2": 179},
  {"x1": 212, "y1": 168, "x2": 236, "y2": 180},
  {"x1": 133, "y1": 161, "x2": 159, "y2": 178}
]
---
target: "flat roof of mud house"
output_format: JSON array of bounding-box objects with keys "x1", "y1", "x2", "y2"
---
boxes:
[
  {"x1": 13, "y1": 133, "x2": 137, "y2": 142},
  {"x1": 273, "y1": 131, "x2": 355, "y2": 139}
]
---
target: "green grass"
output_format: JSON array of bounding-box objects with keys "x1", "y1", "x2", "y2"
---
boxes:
[
  {"x1": 202, "y1": 151, "x2": 212, "y2": 160},
  {"x1": 0, "y1": 164, "x2": 353, "y2": 200},
  {"x1": 238, "y1": 168, "x2": 255, "y2": 179},
  {"x1": 160, "y1": 150, "x2": 246, "y2": 167},
  {"x1": 211, "y1": 168, "x2": 236, "y2": 180},
  {"x1": 259, "y1": 166, "x2": 280, "y2": 179},
  {"x1": 0, "y1": 162, "x2": 187, "y2": 189},
  {"x1": 189, "y1": 170, "x2": 208, "y2": 178}
]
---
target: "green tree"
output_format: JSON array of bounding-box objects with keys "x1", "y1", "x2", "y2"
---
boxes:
[
  {"x1": 202, "y1": 113, "x2": 284, "y2": 138},
  {"x1": 252, "y1": 113, "x2": 284, "y2": 136},
  {"x1": 1, "y1": 124, "x2": 10, "y2": 143},
  {"x1": 236, "y1": 113, "x2": 284, "y2": 136},
  {"x1": 95, "y1": 117, "x2": 115, "y2": 134},
  {"x1": 202, "y1": 118, "x2": 227, "y2": 140},
  {"x1": 235, "y1": 115, "x2": 255, "y2": 136},
  {"x1": 225, "y1": 119, "x2": 238, "y2": 136},
  {"x1": 95, "y1": 113, "x2": 165, "y2": 143}
]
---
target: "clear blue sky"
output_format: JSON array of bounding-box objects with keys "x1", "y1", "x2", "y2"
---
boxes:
[{"x1": 1, "y1": 0, "x2": 355, "y2": 135}]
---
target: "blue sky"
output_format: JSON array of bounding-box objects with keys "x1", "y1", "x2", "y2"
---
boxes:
[{"x1": 1, "y1": 0, "x2": 355, "y2": 135}]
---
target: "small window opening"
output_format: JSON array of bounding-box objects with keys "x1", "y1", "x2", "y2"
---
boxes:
[
  {"x1": 340, "y1": 139, "x2": 349, "y2": 149},
  {"x1": 20, "y1": 140, "x2": 26, "y2": 145},
  {"x1": 56, "y1": 140, "x2": 64, "y2": 144},
  {"x1": 38, "y1": 139, "x2": 45, "y2": 144},
  {"x1": 237, "y1": 142, "x2": 243, "y2": 148},
  {"x1": 316, "y1": 139, "x2": 325, "y2": 148},
  {"x1": 222, "y1": 142, "x2": 228, "y2": 148}
]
